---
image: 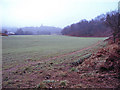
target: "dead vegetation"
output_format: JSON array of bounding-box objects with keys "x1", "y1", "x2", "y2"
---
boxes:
[{"x1": 77, "y1": 39, "x2": 120, "y2": 88}]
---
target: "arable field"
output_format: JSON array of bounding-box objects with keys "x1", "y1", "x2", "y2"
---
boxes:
[{"x1": 2, "y1": 35, "x2": 107, "y2": 88}]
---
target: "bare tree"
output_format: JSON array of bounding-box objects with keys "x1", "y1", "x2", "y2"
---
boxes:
[{"x1": 106, "y1": 11, "x2": 119, "y2": 43}]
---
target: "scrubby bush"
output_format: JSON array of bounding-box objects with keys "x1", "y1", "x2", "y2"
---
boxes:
[
  {"x1": 60, "y1": 80, "x2": 68, "y2": 86},
  {"x1": 71, "y1": 54, "x2": 92, "y2": 66}
]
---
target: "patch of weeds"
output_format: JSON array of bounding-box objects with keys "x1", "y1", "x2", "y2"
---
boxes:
[
  {"x1": 60, "y1": 72, "x2": 67, "y2": 77},
  {"x1": 100, "y1": 42, "x2": 107, "y2": 47},
  {"x1": 3, "y1": 77, "x2": 9, "y2": 81},
  {"x1": 60, "y1": 80, "x2": 68, "y2": 86},
  {"x1": 43, "y1": 80, "x2": 55, "y2": 83},
  {"x1": 3, "y1": 80, "x2": 15, "y2": 87},
  {"x1": 46, "y1": 65, "x2": 53, "y2": 70},
  {"x1": 15, "y1": 66, "x2": 33, "y2": 75},
  {"x1": 3, "y1": 64, "x2": 14, "y2": 70},
  {"x1": 71, "y1": 67, "x2": 76, "y2": 71},
  {"x1": 7, "y1": 80, "x2": 15, "y2": 84},
  {"x1": 54, "y1": 62, "x2": 59, "y2": 65},
  {"x1": 71, "y1": 84, "x2": 85, "y2": 88},
  {"x1": 71, "y1": 54, "x2": 92, "y2": 66},
  {"x1": 80, "y1": 72, "x2": 95, "y2": 78},
  {"x1": 71, "y1": 67, "x2": 78, "y2": 72},
  {"x1": 76, "y1": 53, "x2": 84, "y2": 57},
  {"x1": 23, "y1": 66, "x2": 33, "y2": 73},
  {"x1": 36, "y1": 82, "x2": 47, "y2": 88}
]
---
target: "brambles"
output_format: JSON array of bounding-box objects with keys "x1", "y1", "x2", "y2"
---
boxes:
[{"x1": 71, "y1": 54, "x2": 92, "y2": 66}]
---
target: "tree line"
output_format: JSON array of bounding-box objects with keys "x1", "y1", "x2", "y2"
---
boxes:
[
  {"x1": 2, "y1": 26, "x2": 62, "y2": 35},
  {"x1": 61, "y1": 11, "x2": 119, "y2": 41}
]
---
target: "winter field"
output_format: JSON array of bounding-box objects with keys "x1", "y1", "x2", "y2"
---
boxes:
[{"x1": 2, "y1": 35, "x2": 107, "y2": 88}]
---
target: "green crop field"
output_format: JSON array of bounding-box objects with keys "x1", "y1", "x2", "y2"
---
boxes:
[
  {"x1": 2, "y1": 35, "x2": 107, "y2": 88},
  {"x1": 2, "y1": 35, "x2": 106, "y2": 65}
]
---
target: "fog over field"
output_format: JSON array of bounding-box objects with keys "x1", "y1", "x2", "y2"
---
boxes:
[{"x1": 1, "y1": 0, "x2": 118, "y2": 28}]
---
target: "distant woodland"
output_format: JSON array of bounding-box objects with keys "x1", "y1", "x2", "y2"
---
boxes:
[
  {"x1": 61, "y1": 11, "x2": 119, "y2": 37},
  {"x1": 2, "y1": 11, "x2": 119, "y2": 38},
  {"x1": 2, "y1": 26, "x2": 62, "y2": 35}
]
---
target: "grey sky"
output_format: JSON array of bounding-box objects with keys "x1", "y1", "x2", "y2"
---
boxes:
[{"x1": 1, "y1": 0, "x2": 119, "y2": 28}]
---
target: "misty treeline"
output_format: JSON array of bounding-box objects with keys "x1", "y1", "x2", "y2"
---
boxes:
[
  {"x1": 2, "y1": 26, "x2": 62, "y2": 35},
  {"x1": 15, "y1": 29, "x2": 51, "y2": 35},
  {"x1": 15, "y1": 28, "x2": 33, "y2": 35},
  {"x1": 16, "y1": 26, "x2": 61, "y2": 35},
  {"x1": 61, "y1": 11, "x2": 119, "y2": 39}
]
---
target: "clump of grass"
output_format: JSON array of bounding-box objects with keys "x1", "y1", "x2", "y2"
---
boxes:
[
  {"x1": 36, "y1": 82, "x2": 47, "y2": 88},
  {"x1": 14, "y1": 66, "x2": 33, "y2": 75},
  {"x1": 54, "y1": 62, "x2": 59, "y2": 65},
  {"x1": 71, "y1": 54, "x2": 92, "y2": 66},
  {"x1": 3, "y1": 79, "x2": 15, "y2": 88},
  {"x1": 99, "y1": 41, "x2": 107, "y2": 47},
  {"x1": 60, "y1": 80, "x2": 68, "y2": 86},
  {"x1": 71, "y1": 67, "x2": 78, "y2": 72},
  {"x1": 22, "y1": 67, "x2": 32, "y2": 74},
  {"x1": 3, "y1": 77, "x2": 9, "y2": 81},
  {"x1": 36, "y1": 80, "x2": 56, "y2": 88},
  {"x1": 43, "y1": 80, "x2": 55, "y2": 83},
  {"x1": 71, "y1": 67, "x2": 76, "y2": 71},
  {"x1": 60, "y1": 72, "x2": 67, "y2": 77}
]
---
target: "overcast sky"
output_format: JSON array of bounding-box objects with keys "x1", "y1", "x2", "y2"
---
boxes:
[{"x1": 0, "y1": 0, "x2": 119, "y2": 28}]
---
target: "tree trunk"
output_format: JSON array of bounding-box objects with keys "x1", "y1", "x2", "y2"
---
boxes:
[{"x1": 113, "y1": 33, "x2": 116, "y2": 43}]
